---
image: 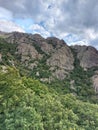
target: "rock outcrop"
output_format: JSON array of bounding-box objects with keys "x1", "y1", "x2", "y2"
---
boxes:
[
  {"x1": 0, "y1": 53, "x2": 2, "y2": 62},
  {"x1": 46, "y1": 38, "x2": 74, "y2": 79},
  {"x1": 92, "y1": 71, "x2": 98, "y2": 93},
  {"x1": 71, "y1": 45, "x2": 98, "y2": 69},
  {"x1": 16, "y1": 43, "x2": 42, "y2": 62},
  {"x1": 47, "y1": 46, "x2": 74, "y2": 70},
  {"x1": 92, "y1": 75, "x2": 98, "y2": 93}
]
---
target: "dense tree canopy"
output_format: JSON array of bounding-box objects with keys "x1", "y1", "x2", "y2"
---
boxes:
[{"x1": 0, "y1": 67, "x2": 98, "y2": 130}]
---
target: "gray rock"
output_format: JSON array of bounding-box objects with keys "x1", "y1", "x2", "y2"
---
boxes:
[
  {"x1": 47, "y1": 46, "x2": 74, "y2": 70},
  {"x1": 71, "y1": 45, "x2": 98, "y2": 69},
  {"x1": 92, "y1": 74, "x2": 98, "y2": 93},
  {"x1": 16, "y1": 43, "x2": 42, "y2": 62},
  {"x1": 0, "y1": 53, "x2": 2, "y2": 62}
]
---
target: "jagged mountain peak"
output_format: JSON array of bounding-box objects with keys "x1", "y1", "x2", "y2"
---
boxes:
[{"x1": 0, "y1": 31, "x2": 98, "y2": 82}]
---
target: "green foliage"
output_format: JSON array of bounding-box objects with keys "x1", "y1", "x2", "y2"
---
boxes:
[
  {"x1": 0, "y1": 38, "x2": 18, "y2": 67},
  {"x1": 0, "y1": 38, "x2": 16, "y2": 55},
  {"x1": 47, "y1": 39, "x2": 58, "y2": 48},
  {"x1": 0, "y1": 67, "x2": 98, "y2": 130},
  {"x1": 33, "y1": 42, "x2": 44, "y2": 54},
  {"x1": 68, "y1": 48, "x2": 96, "y2": 102},
  {"x1": 0, "y1": 38, "x2": 29, "y2": 75},
  {"x1": 30, "y1": 54, "x2": 51, "y2": 79},
  {"x1": 0, "y1": 67, "x2": 44, "y2": 130}
]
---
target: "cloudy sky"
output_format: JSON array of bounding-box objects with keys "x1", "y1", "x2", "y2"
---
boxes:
[{"x1": 0, "y1": 0, "x2": 98, "y2": 49}]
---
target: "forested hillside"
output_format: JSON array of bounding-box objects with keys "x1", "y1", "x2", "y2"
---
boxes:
[
  {"x1": 0, "y1": 67, "x2": 98, "y2": 130},
  {"x1": 0, "y1": 32, "x2": 98, "y2": 130}
]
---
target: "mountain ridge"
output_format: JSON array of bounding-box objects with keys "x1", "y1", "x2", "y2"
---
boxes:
[
  {"x1": 0, "y1": 31, "x2": 98, "y2": 69},
  {"x1": 0, "y1": 31, "x2": 98, "y2": 95}
]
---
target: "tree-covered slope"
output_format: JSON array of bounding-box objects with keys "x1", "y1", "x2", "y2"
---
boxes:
[{"x1": 0, "y1": 67, "x2": 98, "y2": 130}]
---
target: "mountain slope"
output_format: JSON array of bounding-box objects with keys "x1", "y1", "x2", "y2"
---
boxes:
[
  {"x1": 0, "y1": 31, "x2": 98, "y2": 129},
  {"x1": 0, "y1": 32, "x2": 74, "y2": 80},
  {"x1": 0, "y1": 31, "x2": 98, "y2": 99}
]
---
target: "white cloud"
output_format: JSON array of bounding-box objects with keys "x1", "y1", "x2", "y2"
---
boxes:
[
  {"x1": 30, "y1": 24, "x2": 50, "y2": 38},
  {"x1": 84, "y1": 29, "x2": 98, "y2": 41},
  {"x1": 0, "y1": 7, "x2": 12, "y2": 20},
  {"x1": 70, "y1": 40, "x2": 89, "y2": 46},
  {"x1": 0, "y1": 0, "x2": 98, "y2": 48},
  {"x1": 14, "y1": 0, "x2": 26, "y2": 9},
  {"x1": 64, "y1": 33, "x2": 89, "y2": 46},
  {"x1": 0, "y1": 20, "x2": 25, "y2": 32}
]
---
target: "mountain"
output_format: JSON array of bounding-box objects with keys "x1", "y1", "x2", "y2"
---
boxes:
[
  {"x1": 0, "y1": 31, "x2": 74, "y2": 80},
  {"x1": 0, "y1": 32, "x2": 98, "y2": 77},
  {"x1": 0, "y1": 31, "x2": 98, "y2": 95},
  {"x1": 0, "y1": 31, "x2": 98, "y2": 129}
]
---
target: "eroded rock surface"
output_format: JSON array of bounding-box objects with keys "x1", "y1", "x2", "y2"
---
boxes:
[{"x1": 71, "y1": 45, "x2": 98, "y2": 69}]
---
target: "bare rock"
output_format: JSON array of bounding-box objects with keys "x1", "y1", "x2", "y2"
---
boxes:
[
  {"x1": 92, "y1": 74, "x2": 98, "y2": 93},
  {"x1": 5, "y1": 32, "x2": 32, "y2": 44},
  {"x1": 40, "y1": 41, "x2": 53, "y2": 54},
  {"x1": 72, "y1": 45, "x2": 98, "y2": 69},
  {"x1": 52, "y1": 69, "x2": 68, "y2": 80},
  {"x1": 0, "y1": 53, "x2": 2, "y2": 62},
  {"x1": 47, "y1": 46, "x2": 74, "y2": 70},
  {"x1": 32, "y1": 34, "x2": 54, "y2": 54},
  {"x1": 28, "y1": 61, "x2": 38, "y2": 70},
  {"x1": 47, "y1": 44, "x2": 74, "y2": 80},
  {"x1": 46, "y1": 37, "x2": 66, "y2": 50},
  {"x1": 16, "y1": 43, "x2": 42, "y2": 62},
  {"x1": 32, "y1": 34, "x2": 45, "y2": 42}
]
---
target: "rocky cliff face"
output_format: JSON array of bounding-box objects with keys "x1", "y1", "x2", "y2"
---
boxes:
[
  {"x1": 0, "y1": 32, "x2": 75, "y2": 80},
  {"x1": 0, "y1": 31, "x2": 98, "y2": 84},
  {"x1": 46, "y1": 37, "x2": 74, "y2": 80},
  {"x1": 71, "y1": 45, "x2": 98, "y2": 69}
]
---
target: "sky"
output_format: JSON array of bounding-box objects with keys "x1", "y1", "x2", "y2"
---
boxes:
[{"x1": 0, "y1": 0, "x2": 98, "y2": 49}]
